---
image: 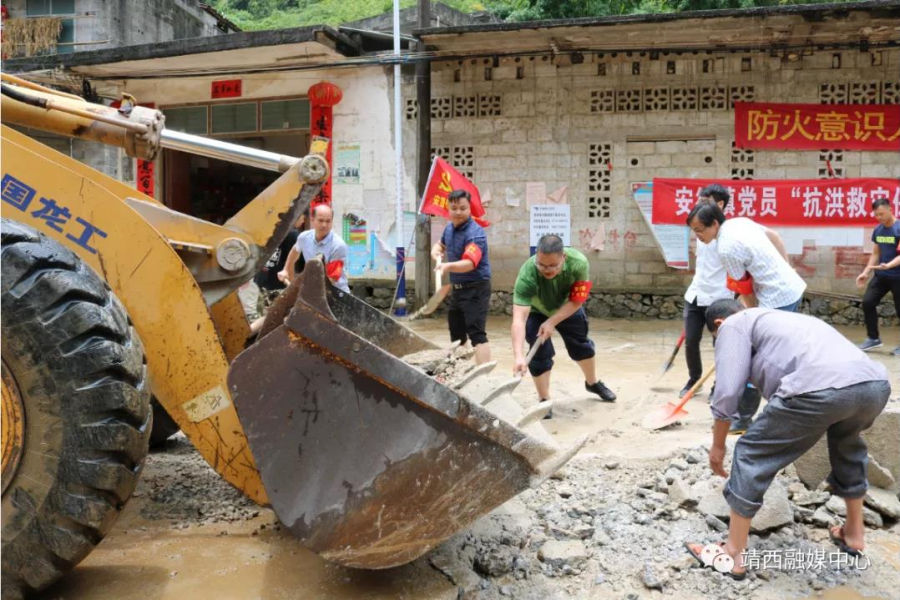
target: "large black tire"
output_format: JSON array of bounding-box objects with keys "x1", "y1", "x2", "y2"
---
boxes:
[
  {"x1": 148, "y1": 397, "x2": 180, "y2": 449},
  {"x1": 0, "y1": 219, "x2": 151, "y2": 599}
]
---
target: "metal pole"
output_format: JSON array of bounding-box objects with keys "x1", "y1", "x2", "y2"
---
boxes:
[
  {"x1": 392, "y1": 0, "x2": 407, "y2": 316},
  {"x1": 414, "y1": 0, "x2": 433, "y2": 311},
  {"x1": 160, "y1": 129, "x2": 299, "y2": 173}
]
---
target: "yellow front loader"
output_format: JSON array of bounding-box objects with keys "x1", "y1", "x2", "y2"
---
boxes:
[{"x1": 0, "y1": 75, "x2": 584, "y2": 598}]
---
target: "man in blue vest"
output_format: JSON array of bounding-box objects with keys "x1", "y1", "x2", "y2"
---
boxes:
[{"x1": 431, "y1": 190, "x2": 492, "y2": 364}]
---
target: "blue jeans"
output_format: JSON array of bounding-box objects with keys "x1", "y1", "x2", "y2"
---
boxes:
[{"x1": 734, "y1": 298, "x2": 802, "y2": 425}]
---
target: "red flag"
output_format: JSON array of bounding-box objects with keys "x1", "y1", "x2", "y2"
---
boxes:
[{"x1": 420, "y1": 157, "x2": 490, "y2": 227}]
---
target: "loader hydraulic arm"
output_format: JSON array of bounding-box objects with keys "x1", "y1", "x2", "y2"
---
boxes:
[
  {"x1": 0, "y1": 73, "x2": 302, "y2": 173},
  {"x1": 0, "y1": 74, "x2": 330, "y2": 306},
  {"x1": 1, "y1": 76, "x2": 330, "y2": 508},
  {"x1": 1, "y1": 74, "x2": 164, "y2": 161}
]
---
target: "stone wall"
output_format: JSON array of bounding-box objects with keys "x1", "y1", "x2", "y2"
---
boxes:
[
  {"x1": 400, "y1": 46, "x2": 900, "y2": 295},
  {"x1": 350, "y1": 279, "x2": 898, "y2": 329}
]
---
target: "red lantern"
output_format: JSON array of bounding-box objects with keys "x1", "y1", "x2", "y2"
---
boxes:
[
  {"x1": 308, "y1": 81, "x2": 343, "y2": 107},
  {"x1": 308, "y1": 82, "x2": 342, "y2": 206},
  {"x1": 307, "y1": 81, "x2": 344, "y2": 206}
]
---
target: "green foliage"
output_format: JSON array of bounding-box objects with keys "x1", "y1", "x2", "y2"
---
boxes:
[
  {"x1": 208, "y1": 0, "x2": 860, "y2": 30},
  {"x1": 209, "y1": 0, "x2": 485, "y2": 30}
]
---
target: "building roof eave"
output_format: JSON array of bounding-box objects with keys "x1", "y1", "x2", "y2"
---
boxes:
[
  {"x1": 2, "y1": 25, "x2": 361, "y2": 75},
  {"x1": 415, "y1": 0, "x2": 900, "y2": 38}
]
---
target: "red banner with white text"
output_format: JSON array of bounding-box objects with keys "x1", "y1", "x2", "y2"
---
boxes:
[
  {"x1": 735, "y1": 102, "x2": 900, "y2": 152},
  {"x1": 651, "y1": 178, "x2": 900, "y2": 227}
]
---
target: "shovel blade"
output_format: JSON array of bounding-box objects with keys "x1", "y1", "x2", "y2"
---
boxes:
[
  {"x1": 409, "y1": 284, "x2": 450, "y2": 320},
  {"x1": 641, "y1": 405, "x2": 690, "y2": 430},
  {"x1": 420, "y1": 284, "x2": 450, "y2": 315}
]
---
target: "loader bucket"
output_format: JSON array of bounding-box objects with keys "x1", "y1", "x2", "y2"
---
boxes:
[{"x1": 228, "y1": 259, "x2": 586, "y2": 569}]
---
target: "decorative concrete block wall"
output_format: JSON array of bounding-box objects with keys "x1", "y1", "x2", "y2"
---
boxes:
[{"x1": 402, "y1": 48, "x2": 900, "y2": 295}]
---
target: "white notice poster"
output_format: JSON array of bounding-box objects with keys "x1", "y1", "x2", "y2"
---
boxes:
[
  {"x1": 529, "y1": 204, "x2": 571, "y2": 248},
  {"x1": 632, "y1": 181, "x2": 689, "y2": 269}
]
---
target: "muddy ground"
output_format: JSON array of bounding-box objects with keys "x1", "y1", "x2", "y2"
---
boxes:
[{"x1": 36, "y1": 317, "x2": 898, "y2": 600}]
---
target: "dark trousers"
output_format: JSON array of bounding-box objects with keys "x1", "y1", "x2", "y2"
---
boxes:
[
  {"x1": 863, "y1": 276, "x2": 900, "y2": 340},
  {"x1": 525, "y1": 308, "x2": 595, "y2": 377},
  {"x1": 447, "y1": 280, "x2": 491, "y2": 346},
  {"x1": 683, "y1": 299, "x2": 708, "y2": 382}
]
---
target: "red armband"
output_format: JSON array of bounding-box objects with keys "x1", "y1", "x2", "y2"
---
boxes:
[
  {"x1": 462, "y1": 242, "x2": 483, "y2": 267},
  {"x1": 326, "y1": 260, "x2": 344, "y2": 281},
  {"x1": 568, "y1": 281, "x2": 592, "y2": 303},
  {"x1": 726, "y1": 273, "x2": 754, "y2": 296}
]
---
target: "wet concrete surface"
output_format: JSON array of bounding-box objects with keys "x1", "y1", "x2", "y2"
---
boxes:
[{"x1": 35, "y1": 316, "x2": 897, "y2": 600}]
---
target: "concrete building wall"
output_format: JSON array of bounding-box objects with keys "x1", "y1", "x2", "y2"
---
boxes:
[
  {"x1": 5, "y1": 0, "x2": 229, "y2": 179},
  {"x1": 119, "y1": 44, "x2": 900, "y2": 305},
  {"x1": 5, "y1": 0, "x2": 226, "y2": 51},
  {"x1": 344, "y1": 2, "x2": 481, "y2": 35},
  {"x1": 401, "y1": 48, "x2": 900, "y2": 295},
  {"x1": 122, "y1": 65, "x2": 414, "y2": 246},
  {"x1": 94, "y1": 0, "x2": 227, "y2": 48}
]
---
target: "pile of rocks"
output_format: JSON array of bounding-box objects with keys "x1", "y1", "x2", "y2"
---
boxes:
[
  {"x1": 427, "y1": 444, "x2": 899, "y2": 600},
  {"x1": 138, "y1": 434, "x2": 259, "y2": 527},
  {"x1": 402, "y1": 344, "x2": 478, "y2": 386}
]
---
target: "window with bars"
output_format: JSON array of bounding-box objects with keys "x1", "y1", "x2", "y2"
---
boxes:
[
  {"x1": 588, "y1": 143, "x2": 612, "y2": 219},
  {"x1": 163, "y1": 98, "x2": 310, "y2": 137},
  {"x1": 25, "y1": 0, "x2": 75, "y2": 55},
  {"x1": 164, "y1": 106, "x2": 209, "y2": 135},
  {"x1": 731, "y1": 141, "x2": 754, "y2": 180},
  {"x1": 818, "y1": 150, "x2": 844, "y2": 179},
  {"x1": 211, "y1": 103, "x2": 258, "y2": 135},
  {"x1": 260, "y1": 99, "x2": 310, "y2": 131}
]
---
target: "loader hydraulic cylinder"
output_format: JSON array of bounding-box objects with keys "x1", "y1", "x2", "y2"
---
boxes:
[{"x1": 160, "y1": 129, "x2": 299, "y2": 173}]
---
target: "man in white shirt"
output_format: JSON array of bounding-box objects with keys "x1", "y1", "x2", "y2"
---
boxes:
[
  {"x1": 687, "y1": 201, "x2": 806, "y2": 433},
  {"x1": 278, "y1": 204, "x2": 350, "y2": 293},
  {"x1": 688, "y1": 203, "x2": 804, "y2": 312},
  {"x1": 681, "y1": 184, "x2": 734, "y2": 398}
]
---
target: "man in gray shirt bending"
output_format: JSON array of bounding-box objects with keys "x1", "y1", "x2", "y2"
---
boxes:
[{"x1": 686, "y1": 299, "x2": 890, "y2": 579}]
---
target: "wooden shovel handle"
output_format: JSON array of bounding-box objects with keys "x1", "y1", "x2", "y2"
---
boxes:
[
  {"x1": 670, "y1": 366, "x2": 716, "y2": 411},
  {"x1": 434, "y1": 257, "x2": 442, "y2": 294},
  {"x1": 515, "y1": 339, "x2": 544, "y2": 380},
  {"x1": 524, "y1": 339, "x2": 542, "y2": 364}
]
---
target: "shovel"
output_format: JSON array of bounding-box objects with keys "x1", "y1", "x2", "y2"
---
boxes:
[
  {"x1": 642, "y1": 366, "x2": 715, "y2": 431},
  {"x1": 658, "y1": 330, "x2": 686, "y2": 378},
  {"x1": 516, "y1": 338, "x2": 543, "y2": 380},
  {"x1": 408, "y1": 258, "x2": 451, "y2": 321},
  {"x1": 482, "y1": 339, "x2": 545, "y2": 407}
]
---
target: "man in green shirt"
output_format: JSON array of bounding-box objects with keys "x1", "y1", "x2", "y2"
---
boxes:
[{"x1": 512, "y1": 235, "x2": 617, "y2": 418}]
